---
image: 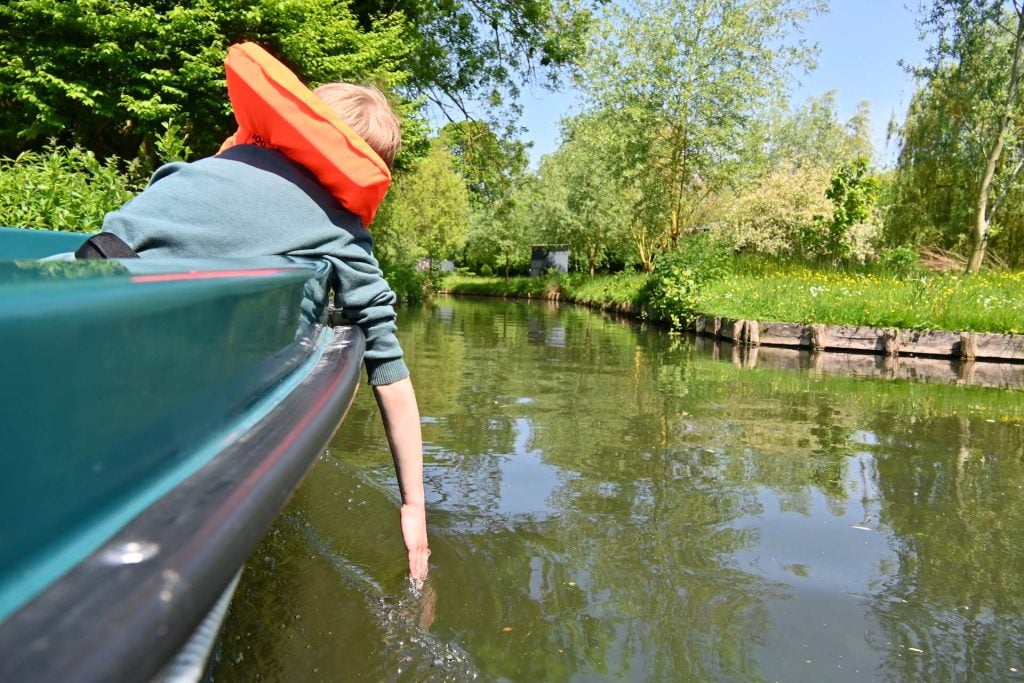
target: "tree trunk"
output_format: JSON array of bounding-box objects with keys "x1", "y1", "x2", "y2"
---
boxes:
[{"x1": 967, "y1": 8, "x2": 1024, "y2": 273}]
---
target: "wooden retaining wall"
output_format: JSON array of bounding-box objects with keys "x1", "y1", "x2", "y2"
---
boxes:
[
  {"x1": 694, "y1": 336, "x2": 1024, "y2": 390},
  {"x1": 692, "y1": 316, "x2": 1024, "y2": 363},
  {"x1": 687, "y1": 316, "x2": 1024, "y2": 390}
]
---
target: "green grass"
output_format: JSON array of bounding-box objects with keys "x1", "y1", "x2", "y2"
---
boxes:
[
  {"x1": 443, "y1": 264, "x2": 1024, "y2": 335},
  {"x1": 697, "y1": 265, "x2": 1024, "y2": 334}
]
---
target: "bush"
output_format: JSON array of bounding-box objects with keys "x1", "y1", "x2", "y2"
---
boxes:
[
  {"x1": 0, "y1": 143, "x2": 143, "y2": 233},
  {"x1": 642, "y1": 235, "x2": 733, "y2": 329},
  {"x1": 877, "y1": 245, "x2": 924, "y2": 277}
]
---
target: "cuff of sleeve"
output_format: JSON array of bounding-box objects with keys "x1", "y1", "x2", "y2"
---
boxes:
[{"x1": 366, "y1": 357, "x2": 410, "y2": 386}]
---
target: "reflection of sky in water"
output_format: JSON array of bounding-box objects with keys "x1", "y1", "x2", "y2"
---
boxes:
[
  {"x1": 436, "y1": 305, "x2": 454, "y2": 323},
  {"x1": 498, "y1": 418, "x2": 564, "y2": 518},
  {"x1": 734, "y1": 452, "x2": 898, "y2": 680},
  {"x1": 421, "y1": 416, "x2": 571, "y2": 523}
]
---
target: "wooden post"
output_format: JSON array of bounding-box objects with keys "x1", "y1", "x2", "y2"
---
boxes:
[
  {"x1": 746, "y1": 320, "x2": 760, "y2": 347},
  {"x1": 960, "y1": 332, "x2": 978, "y2": 361},
  {"x1": 694, "y1": 316, "x2": 706, "y2": 335},
  {"x1": 810, "y1": 324, "x2": 828, "y2": 351},
  {"x1": 731, "y1": 320, "x2": 746, "y2": 344},
  {"x1": 883, "y1": 328, "x2": 901, "y2": 357}
]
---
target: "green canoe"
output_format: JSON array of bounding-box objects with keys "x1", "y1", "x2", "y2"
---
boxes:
[{"x1": 0, "y1": 227, "x2": 364, "y2": 681}]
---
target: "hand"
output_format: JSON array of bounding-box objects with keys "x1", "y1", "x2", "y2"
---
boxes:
[{"x1": 401, "y1": 503, "x2": 430, "y2": 583}]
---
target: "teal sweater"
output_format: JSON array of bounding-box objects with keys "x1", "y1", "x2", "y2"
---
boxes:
[{"x1": 103, "y1": 145, "x2": 408, "y2": 385}]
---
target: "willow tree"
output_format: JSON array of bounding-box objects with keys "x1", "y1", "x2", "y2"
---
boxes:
[
  {"x1": 576, "y1": 0, "x2": 824, "y2": 271},
  {"x1": 909, "y1": 0, "x2": 1024, "y2": 272}
]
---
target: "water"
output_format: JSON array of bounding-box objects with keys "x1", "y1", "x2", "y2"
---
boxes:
[{"x1": 213, "y1": 298, "x2": 1024, "y2": 681}]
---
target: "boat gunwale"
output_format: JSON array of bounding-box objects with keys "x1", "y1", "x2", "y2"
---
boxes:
[{"x1": 0, "y1": 324, "x2": 365, "y2": 682}]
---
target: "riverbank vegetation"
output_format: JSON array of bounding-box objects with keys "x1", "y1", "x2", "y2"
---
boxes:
[
  {"x1": 1, "y1": 0, "x2": 1022, "y2": 326},
  {"x1": 444, "y1": 262, "x2": 1024, "y2": 335}
]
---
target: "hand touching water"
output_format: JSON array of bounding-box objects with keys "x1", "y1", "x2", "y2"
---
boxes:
[{"x1": 402, "y1": 502, "x2": 430, "y2": 583}]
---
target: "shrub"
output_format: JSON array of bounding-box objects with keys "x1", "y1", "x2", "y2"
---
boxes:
[
  {"x1": 0, "y1": 143, "x2": 143, "y2": 233},
  {"x1": 714, "y1": 162, "x2": 832, "y2": 258},
  {"x1": 643, "y1": 234, "x2": 733, "y2": 329},
  {"x1": 877, "y1": 245, "x2": 924, "y2": 277}
]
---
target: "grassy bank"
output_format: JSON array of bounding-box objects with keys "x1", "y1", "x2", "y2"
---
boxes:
[{"x1": 443, "y1": 265, "x2": 1024, "y2": 335}]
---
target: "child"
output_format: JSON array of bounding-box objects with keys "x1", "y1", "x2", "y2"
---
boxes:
[{"x1": 87, "y1": 44, "x2": 429, "y2": 582}]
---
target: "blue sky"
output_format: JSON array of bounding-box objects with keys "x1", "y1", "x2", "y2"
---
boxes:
[{"x1": 515, "y1": 0, "x2": 931, "y2": 168}]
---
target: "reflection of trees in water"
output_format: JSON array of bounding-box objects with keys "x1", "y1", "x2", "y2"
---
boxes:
[
  {"x1": 867, "y1": 412, "x2": 1024, "y2": 680},
  {"x1": 307, "y1": 298, "x2": 1024, "y2": 680},
  {"x1": 387, "y1": 301, "x2": 796, "y2": 678}
]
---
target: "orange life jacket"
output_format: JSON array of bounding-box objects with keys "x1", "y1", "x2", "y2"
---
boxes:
[{"x1": 219, "y1": 42, "x2": 391, "y2": 227}]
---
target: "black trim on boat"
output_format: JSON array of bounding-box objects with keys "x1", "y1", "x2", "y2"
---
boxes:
[{"x1": 0, "y1": 325, "x2": 365, "y2": 683}]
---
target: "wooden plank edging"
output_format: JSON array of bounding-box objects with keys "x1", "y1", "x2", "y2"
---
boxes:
[{"x1": 694, "y1": 315, "x2": 1023, "y2": 364}]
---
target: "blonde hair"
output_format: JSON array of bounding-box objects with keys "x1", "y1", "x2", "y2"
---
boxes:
[{"x1": 314, "y1": 83, "x2": 401, "y2": 168}]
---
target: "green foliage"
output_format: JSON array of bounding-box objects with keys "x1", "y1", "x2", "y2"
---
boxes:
[
  {"x1": 379, "y1": 260, "x2": 434, "y2": 302},
  {"x1": 887, "y1": 0, "x2": 1024, "y2": 270},
  {"x1": 0, "y1": 143, "x2": 143, "y2": 233},
  {"x1": 878, "y1": 246, "x2": 926, "y2": 278},
  {"x1": 0, "y1": 0, "x2": 415, "y2": 165},
  {"x1": 437, "y1": 121, "x2": 528, "y2": 207},
  {"x1": 349, "y1": 0, "x2": 594, "y2": 124},
  {"x1": 374, "y1": 138, "x2": 470, "y2": 298},
  {"x1": 817, "y1": 156, "x2": 880, "y2": 262},
  {"x1": 642, "y1": 234, "x2": 733, "y2": 330},
  {"x1": 766, "y1": 92, "x2": 874, "y2": 169},
  {"x1": 394, "y1": 140, "x2": 470, "y2": 262},
  {"x1": 465, "y1": 175, "x2": 539, "y2": 278},
  {"x1": 536, "y1": 118, "x2": 632, "y2": 275},
  {"x1": 714, "y1": 162, "x2": 832, "y2": 258},
  {"x1": 576, "y1": 0, "x2": 825, "y2": 270}
]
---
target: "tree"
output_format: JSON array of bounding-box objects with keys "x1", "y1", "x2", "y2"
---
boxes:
[
  {"x1": 466, "y1": 175, "x2": 539, "y2": 278},
  {"x1": 821, "y1": 155, "x2": 880, "y2": 262},
  {"x1": 438, "y1": 121, "x2": 529, "y2": 208},
  {"x1": 349, "y1": 0, "x2": 595, "y2": 125},
  {"x1": 714, "y1": 162, "x2": 832, "y2": 258},
  {"x1": 536, "y1": 117, "x2": 631, "y2": 275},
  {"x1": 575, "y1": 0, "x2": 824, "y2": 271},
  {"x1": 0, "y1": 0, "x2": 415, "y2": 163},
  {"x1": 886, "y1": 77, "x2": 978, "y2": 251},
  {"x1": 910, "y1": 0, "x2": 1024, "y2": 272},
  {"x1": 767, "y1": 92, "x2": 873, "y2": 169},
  {"x1": 713, "y1": 93, "x2": 877, "y2": 260},
  {"x1": 383, "y1": 139, "x2": 470, "y2": 265}
]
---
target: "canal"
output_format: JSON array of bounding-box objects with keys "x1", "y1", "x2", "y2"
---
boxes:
[{"x1": 214, "y1": 297, "x2": 1024, "y2": 681}]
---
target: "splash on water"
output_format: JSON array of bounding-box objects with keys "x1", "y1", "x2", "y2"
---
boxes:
[{"x1": 288, "y1": 513, "x2": 481, "y2": 682}]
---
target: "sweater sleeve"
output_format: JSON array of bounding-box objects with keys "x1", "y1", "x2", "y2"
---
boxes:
[{"x1": 325, "y1": 231, "x2": 409, "y2": 386}]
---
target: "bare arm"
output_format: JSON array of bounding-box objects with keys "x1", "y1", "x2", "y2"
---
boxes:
[{"x1": 373, "y1": 376, "x2": 430, "y2": 581}]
